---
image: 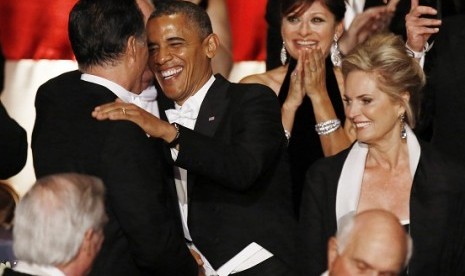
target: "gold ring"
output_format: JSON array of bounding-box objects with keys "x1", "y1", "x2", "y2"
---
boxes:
[{"x1": 122, "y1": 107, "x2": 126, "y2": 115}]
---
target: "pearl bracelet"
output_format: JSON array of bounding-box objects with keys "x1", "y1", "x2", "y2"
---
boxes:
[{"x1": 315, "y1": 119, "x2": 341, "y2": 135}]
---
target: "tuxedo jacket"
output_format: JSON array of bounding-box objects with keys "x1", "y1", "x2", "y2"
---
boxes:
[
  {"x1": 417, "y1": 15, "x2": 465, "y2": 166},
  {"x1": 32, "y1": 70, "x2": 197, "y2": 276},
  {"x1": 0, "y1": 101, "x2": 27, "y2": 179},
  {"x1": 298, "y1": 141, "x2": 465, "y2": 275},
  {"x1": 158, "y1": 74, "x2": 297, "y2": 270}
]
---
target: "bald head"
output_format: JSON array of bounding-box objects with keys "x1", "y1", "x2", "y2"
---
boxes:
[{"x1": 328, "y1": 210, "x2": 412, "y2": 276}]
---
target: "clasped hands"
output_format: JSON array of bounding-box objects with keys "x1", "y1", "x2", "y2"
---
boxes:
[{"x1": 286, "y1": 47, "x2": 326, "y2": 110}]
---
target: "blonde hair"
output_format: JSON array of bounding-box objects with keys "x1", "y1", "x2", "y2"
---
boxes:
[{"x1": 342, "y1": 33, "x2": 425, "y2": 128}]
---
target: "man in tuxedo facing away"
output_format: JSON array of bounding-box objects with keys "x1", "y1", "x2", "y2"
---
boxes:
[
  {"x1": 93, "y1": 1, "x2": 297, "y2": 275},
  {"x1": 31, "y1": 0, "x2": 198, "y2": 275}
]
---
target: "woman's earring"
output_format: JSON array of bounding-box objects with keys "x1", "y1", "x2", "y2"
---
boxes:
[
  {"x1": 400, "y1": 114, "x2": 407, "y2": 139},
  {"x1": 330, "y1": 34, "x2": 342, "y2": 67},
  {"x1": 280, "y1": 41, "x2": 287, "y2": 65}
]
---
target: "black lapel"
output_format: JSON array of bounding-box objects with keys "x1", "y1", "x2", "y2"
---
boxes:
[
  {"x1": 187, "y1": 75, "x2": 230, "y2": 198},
  {"x1": 194, "y1": 74, "x2": 230, "y2": 137}
]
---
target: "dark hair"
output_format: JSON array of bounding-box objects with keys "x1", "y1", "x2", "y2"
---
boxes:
[
  {"x1": 150, "y1": 1, "x2": 213, "y2": 40},
  {"x1": 280, "y1": 0, "x2": 346, "y2": 22},
  {"x1": 68, "y1": 0, "x2": 146, "y2": 70}
]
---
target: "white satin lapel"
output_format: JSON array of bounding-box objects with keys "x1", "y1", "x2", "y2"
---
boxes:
[
  {"x1": 406, "y1": 126, "x2": 421, "y2": 179},
  {"x1": 336, "y1": 142, "x2": 368, "y2": 228},
  {"x1": 335, "y1": 126, "x2": 420, "y2": 229}
]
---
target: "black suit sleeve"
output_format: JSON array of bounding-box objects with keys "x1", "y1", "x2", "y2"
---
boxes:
[
  {"x1": 0, "y1": 101, "x2": 27, "y2": 179},
  {"x1": 297, "y1": 160, "x2": 334, "y2": 276},
  {"x1": 100, "y1": 121, "x2": 198, "y2": 275}
]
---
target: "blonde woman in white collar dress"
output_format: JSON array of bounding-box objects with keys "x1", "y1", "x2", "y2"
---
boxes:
[{"x1": 297, "y1": 32, "x2": 465, "y2": 276}]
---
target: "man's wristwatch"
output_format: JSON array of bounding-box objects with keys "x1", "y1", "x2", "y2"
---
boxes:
[{"x1": 167, "y1": 123, "x2": 180, "y2": 148}]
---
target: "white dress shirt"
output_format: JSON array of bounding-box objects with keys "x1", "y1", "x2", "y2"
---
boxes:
[{"x1": 165, "y1": 75, "x2": 272, "y2": 276}]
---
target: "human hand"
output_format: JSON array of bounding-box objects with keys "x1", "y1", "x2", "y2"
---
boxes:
[
  {"x1": 405, "y1": 0, "x2": 441, "y2": 51},
  {"x1": 0, "y1": 262, "x2": 11, "y2": 275},
  {"x1": 92, "y1": 100, "x2": 175, "y2": 142},
  {"x1": 302, "y1": 47, "x2": 326, "y2": 100},
  {"x1": 284, "y1": 50, "x2": 306, "y2": 111},
  {"x1": 189, "y1": 249, "x2": 206, "y2": 276},
  {"x1": 339, "y1": 4, "x2": 397, "y2": 54}
]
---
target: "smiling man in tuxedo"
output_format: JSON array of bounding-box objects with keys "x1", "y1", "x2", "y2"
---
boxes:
[{"x1": 93, "y1": 1, "x2": 297, "y2": 275}]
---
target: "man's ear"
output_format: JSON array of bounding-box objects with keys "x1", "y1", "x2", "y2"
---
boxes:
[
  {"x1": 126, "y1": 35, "x2": 138, "y2": 62},
  {"x1": 327, "y1": 237, "x2": 339, "y2": 272},
  {"x1": 76, "y1": 229, "x2": 94, "y2": 256},
  {"x1": 204, "y1": 34, "x2": 219, "y2": 59}
]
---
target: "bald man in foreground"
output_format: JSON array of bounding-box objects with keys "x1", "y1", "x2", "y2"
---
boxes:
[{"x1": 323, "y1": 210, "x2": 412, "y2": 276}]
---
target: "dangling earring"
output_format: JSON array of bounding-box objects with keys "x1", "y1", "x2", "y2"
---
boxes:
[
  {"x1": 400, "y1": 114, "x2": 407, "y2": 139},
  {"x1": 280, "y1": 41, "x2": 287, "y2": 65},
  {"x1": 330, "y1": 34, "x2": 342, "y2": 67}
]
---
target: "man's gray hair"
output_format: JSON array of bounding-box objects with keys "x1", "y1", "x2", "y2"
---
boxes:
[
  {"x1": 13, "y1": 173, "x2": 107, "y2": 265},
  {"x1": 336, "y1": 212, "x2": 414, "y2": 268}
]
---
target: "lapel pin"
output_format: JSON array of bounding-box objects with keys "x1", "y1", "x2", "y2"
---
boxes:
[{"x1": 208, "y1": 116, "x2": 215, "y2": 121}]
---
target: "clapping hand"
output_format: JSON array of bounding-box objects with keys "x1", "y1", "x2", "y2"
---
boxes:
[
  {"x1": 286, "y1": 48, "x2": 326, "y2": 107},
  {"x1": 339, "y1": 2, "x2": 399, "y2": 54},
  {"x1": 302, "y1": 47, "x2": 326, "y2": 100},
  {"x1": 285, "y1": 50, "x2": 306, "y2": 110}
]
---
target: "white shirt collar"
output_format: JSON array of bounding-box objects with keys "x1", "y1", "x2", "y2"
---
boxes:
[
  {"x1": 336, "y1": 126, "x2": 421, "y2": 228},
  {"x1": 14, "y1": 261, "x2": 65, "y2": 276},
  {"x1": 81, "y1": 73, "x2": 159, "y2": 117},
  {"x1": 81, "y1": 73, "x2": 133, "y2": 101},
  {"x1": 173, "y1": 75, "x2": 215, "y2": 115}
]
